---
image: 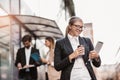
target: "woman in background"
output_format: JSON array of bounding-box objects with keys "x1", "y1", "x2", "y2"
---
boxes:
[{"x1": 45, "y1": 37, "x2": 61, "y2": 80}]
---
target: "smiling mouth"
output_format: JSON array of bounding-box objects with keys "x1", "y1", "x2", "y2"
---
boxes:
[{"x1": 76, "y1": 29, "x2": 81, "y2": 32}]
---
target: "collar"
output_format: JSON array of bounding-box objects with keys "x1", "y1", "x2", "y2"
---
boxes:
[
  {"x1": 68, "y1": 34, "x2": 79, "y2": 41},
  {"x1": 25, "y1": 46, "x2": 32, "y2": 50}
]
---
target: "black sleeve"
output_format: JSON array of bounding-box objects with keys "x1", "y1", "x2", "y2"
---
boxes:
[
  {"x1": 15, "y1": 49, "x2": 21, "y2": 67},
  {"x1": 54, "y1": 40, "x2": 72, "y2": 71},
  {"x1": 86, "y1": 38, "x2": 101, "y2": 67}
]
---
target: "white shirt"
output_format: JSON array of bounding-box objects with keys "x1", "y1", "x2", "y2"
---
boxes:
[
  {"x1": 25, "y1": 46, "x2": 32, "y2": 65},
  {"x1": 68, "y1": 34, "x2": 91, "y2": 80}
]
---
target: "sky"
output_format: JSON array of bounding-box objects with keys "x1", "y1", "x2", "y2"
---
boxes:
[{"x1": 23, "y1": 0, "x2": 120, "y2": 65}]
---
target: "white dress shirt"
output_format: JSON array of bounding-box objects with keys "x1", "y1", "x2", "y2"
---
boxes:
[{"x1": 25, "y1": 46, "x2": 32, "y2": 65}]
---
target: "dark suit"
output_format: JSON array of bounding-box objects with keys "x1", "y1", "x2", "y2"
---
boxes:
[
  {"x1": 15, "y1": 47, "x2": 41, "y2": 80},
  {"x1": 54, "y1": 36, "x2": 101, "y2": 80}
]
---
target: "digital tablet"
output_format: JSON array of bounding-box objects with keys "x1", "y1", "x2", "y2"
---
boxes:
[{"x1": 94, "y1": 41, "x2": 103, "y2": 53}]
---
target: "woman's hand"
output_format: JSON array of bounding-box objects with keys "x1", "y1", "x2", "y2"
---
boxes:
[
  {"x1": 89, "y1": 50, "x2": 99, "y2": 60},
  {"x1": 69, "y1": 45, "x2": 85, "y2": 62}
]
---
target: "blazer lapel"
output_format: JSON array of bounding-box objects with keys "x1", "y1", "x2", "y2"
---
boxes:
[
  {"x1": 64, "y1": 36, "x2": 74, "y2": 54},
  {"x1": 79, "y1": 36, "x2": 84, "y2": 46},
  {"x1": 29, "y1": 47, "x2": 33, "y2": 64},
  {"x1": 22, "y1": 48, "x2": 26, "y2": 66}
]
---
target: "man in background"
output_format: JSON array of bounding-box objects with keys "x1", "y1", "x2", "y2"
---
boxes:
[{"x1": 15, "y1": 35, "x2": 41, "y2": 80}]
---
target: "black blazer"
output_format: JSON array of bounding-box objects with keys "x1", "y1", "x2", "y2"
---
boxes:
[
  {"x1": 15, "y1": 47, "x2": 40, "y2": 79},
  {"x1": 54, "y1": 36, "x2": 101, "y2": 80}
]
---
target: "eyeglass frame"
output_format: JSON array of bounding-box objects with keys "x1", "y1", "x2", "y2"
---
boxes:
[{"x1": 72, "y1": 24, "x2": 84, "y2": 30}]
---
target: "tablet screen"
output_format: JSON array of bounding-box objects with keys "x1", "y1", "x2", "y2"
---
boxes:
[{"x1": 94, "y1": 41, "x2": 103, "y2": 53}]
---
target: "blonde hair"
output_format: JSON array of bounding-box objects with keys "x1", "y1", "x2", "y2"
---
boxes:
[{"x1": 45, "y1": 37, "x2": 54, "y2": 50}]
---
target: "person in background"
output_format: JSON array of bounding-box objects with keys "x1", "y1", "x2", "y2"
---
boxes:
[
  {"x1": 45, "y1": 37, "x2": 61, "y2": 80},
  {"x1": 54, "y1": 16, "x2": 101, "y2": 80},
  {"x1": 15, "y1": 35, "x2": 46, "y2": 80}
]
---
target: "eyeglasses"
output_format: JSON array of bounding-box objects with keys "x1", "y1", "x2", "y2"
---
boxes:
[{"x1": 73, "y1": 24, "x2": 84, "y2": 30}]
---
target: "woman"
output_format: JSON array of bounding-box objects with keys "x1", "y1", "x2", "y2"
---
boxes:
[
  {"x1": 45, "y1": 37, "x2": 61, "y2": 80},
  {"x1": 54, "y1": 16, "x2": 101, "y2": 80}
]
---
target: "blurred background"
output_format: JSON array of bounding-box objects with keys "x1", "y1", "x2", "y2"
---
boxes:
[{"x1": 0, "y1": 0, "x2": 120, "y2": 80}]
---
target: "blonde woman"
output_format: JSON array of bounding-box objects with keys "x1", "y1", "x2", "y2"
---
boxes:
[
  {"x1": 54, "y1": 16, "x2": 101, "y2": 80},
  {"x1": 45, "y1": 37, "x2": 61, "y2": 80}
]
